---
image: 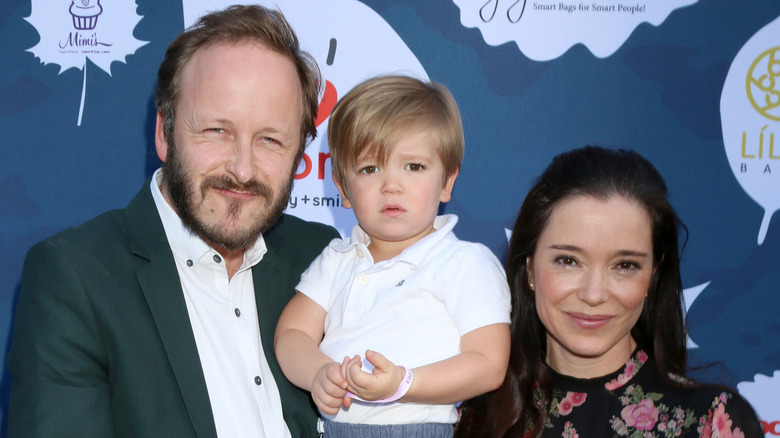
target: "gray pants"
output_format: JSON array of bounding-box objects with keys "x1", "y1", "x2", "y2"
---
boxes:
[{"x1": 322, "y1": 419, "x2": 454, "y2": 438}]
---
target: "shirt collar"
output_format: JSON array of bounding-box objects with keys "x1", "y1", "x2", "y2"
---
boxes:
[
  {"x1": 149, "y1": 168, "x2": 267, "y2": 270},
  {"x1": 333, "y1": 214, "x2": 458, "y2": 268}
]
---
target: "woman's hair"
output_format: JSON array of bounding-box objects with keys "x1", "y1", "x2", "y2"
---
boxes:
[
  {"x1": 456, "y1": 146, "x2": 688, "y2": 437},
  {"x1": 154, "y1": 5, "x2": 321, "y2": 158},
  {"x1": 327, "y1": 74, "x2": 464, "y2": 195}
]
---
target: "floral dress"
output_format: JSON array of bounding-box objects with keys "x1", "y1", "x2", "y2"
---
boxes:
[{"x1": 541, "y1": 350, "x2": 763, "y2": 437}]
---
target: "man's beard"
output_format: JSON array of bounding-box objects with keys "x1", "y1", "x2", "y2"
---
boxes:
[{"x1": 163, "y1": 138, "x2": 294, "y2": 251}]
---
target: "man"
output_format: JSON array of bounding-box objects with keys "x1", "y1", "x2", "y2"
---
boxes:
[{"x1": 7, "y1": 5, "x2": 338, "y2": 437}]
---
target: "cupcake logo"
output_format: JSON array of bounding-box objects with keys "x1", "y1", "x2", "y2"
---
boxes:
[
  {"x1": 70, "y1": 0, "x2": 103, "y2": 30},
  {"x1": 25, "y1": 0, "x2": 147, "y2": 126}
]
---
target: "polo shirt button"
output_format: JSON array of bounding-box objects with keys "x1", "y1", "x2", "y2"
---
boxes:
[
  {"x1": 357, "y1": 250, "x2": 365, "y2": 258},
  {"x1": 186, "y1": 259, "x2": 193, "y2": 267},
  {"x1": 358, "y1": 275, "x2": 368, "y2": 284},
  {"x1": 234, "y1": 308, "x2": 241, "y2": 317},
  {"x1": 254, "y1": 376, "x2": 262, "y2": 385},
  {"x1": 213, "y1": 254, "x2": 222, "y2": 263}
]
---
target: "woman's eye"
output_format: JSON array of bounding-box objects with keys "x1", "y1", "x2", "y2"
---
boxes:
[
  {"x1": 615, "y1": 261, "x2": 640, "y2": 271},
  {"x1": 554, "y1": 256, "x2": 578, "y2": 267},
  {"x1": 359, "y1": 165, "x2": 379, "y2": 174},
  {"x1": 405, "y1": 163, "x2": 424, "y2": 171}
]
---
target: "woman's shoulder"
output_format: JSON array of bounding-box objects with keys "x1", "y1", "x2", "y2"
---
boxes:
[
  {"x1": 631, "y1": 363, "x2": 763, "y2": 437},
  {"x1": 680, "y1": 385, "x2": 763, "y2": 438}
]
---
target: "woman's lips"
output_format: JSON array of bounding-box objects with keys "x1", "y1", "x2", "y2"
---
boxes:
[{"x1": 567, "y1": 312, "x2": 612, "y2": 329}]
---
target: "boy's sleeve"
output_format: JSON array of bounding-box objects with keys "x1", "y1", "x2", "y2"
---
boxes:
[
  {"x1": 439, "y1": 244, "x2": 511, "y2": 336},
  {"x1": 294, "y1": 244, "x2": 337, "y2": 312}
]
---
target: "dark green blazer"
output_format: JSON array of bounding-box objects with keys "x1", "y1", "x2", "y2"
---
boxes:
[{"x1": 7, "y1": 182, "x2": 338, "y2": 438}]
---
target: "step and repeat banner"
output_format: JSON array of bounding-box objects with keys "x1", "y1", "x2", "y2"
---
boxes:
[{"x1": 2, "y1": 0, "x2": 779, "y2": 434}]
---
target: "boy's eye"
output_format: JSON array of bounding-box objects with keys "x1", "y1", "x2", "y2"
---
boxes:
[
  {"x1": 405, "y1": 163, "x2": 424, "y2": 171},
  {"x1": 359, "y1": 165, "x2": 379, "y2": 175}
]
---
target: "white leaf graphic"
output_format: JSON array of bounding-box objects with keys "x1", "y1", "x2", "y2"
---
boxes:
[{"x1": 25, "y1": 0, "x2": 148, "y2": 126}]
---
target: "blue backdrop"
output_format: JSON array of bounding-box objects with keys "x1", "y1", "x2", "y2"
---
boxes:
[{"x1": 2, "y1": 0, "x2": 779, "y2": 435}]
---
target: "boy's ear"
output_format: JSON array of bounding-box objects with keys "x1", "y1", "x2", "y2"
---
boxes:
[
  {"x1": 155, "y1": 112, "x2": 169, "y2": 163},
  {"x1": 332, "y1": 174, "x2": 353, "y2": 209},
  {"x1": 439, "y1": 168, "x2": 459, "y2": 203}
]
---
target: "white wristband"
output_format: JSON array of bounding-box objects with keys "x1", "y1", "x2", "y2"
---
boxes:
[{"x1": 346, "y1": 367, "x2": 414, "y2": 403}]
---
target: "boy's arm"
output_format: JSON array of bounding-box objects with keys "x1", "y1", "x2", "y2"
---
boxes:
[
  {"x1": 274, "y1": 292, "x2": 350, "y2": 414},
  {"x1": 344, "y1": 322, "x2": 510, "y2": 404}
]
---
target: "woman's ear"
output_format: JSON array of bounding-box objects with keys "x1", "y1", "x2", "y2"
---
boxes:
[{"x1": 526, "y1": 256, "x2": 535, "y2": 291}]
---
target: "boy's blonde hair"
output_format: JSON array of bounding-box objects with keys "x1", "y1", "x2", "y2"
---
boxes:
[{"x1": 328, "y1": 75, "x2": 464, "y2": 195}]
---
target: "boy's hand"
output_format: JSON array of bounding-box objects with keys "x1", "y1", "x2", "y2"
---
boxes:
[
  {"x1": 312, "y1": 358, "x2": 353, "y2": 414},
  {"x1": 344, "y1": 350, "x2": 405, "y2": 401}
]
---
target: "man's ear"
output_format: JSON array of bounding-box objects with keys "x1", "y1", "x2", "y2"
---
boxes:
[
  {"x1": 155, "y1": 112, "x2": 169, "y2": 163},
  {"x1": 333, "y1": 174, "x2": 352, "y2": 209},
  {"x1": 439, "y1": 168, "x2": 459, "y2": 203}
]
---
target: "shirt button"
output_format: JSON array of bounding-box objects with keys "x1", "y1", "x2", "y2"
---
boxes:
[
  {"x1": 357, "y1": 250, "x2": 365, "y2": 258},
  {"x1": 358, "y1": 275, "x2": 368, "y2": 285},
  {"x1": 254, "y1": 376, "x2": 262, "y2": 385},
  {"x1": 213, "y1": 254, "x2": 222, "y2": 263},
  {"x1": 186, "y1": 259, "x2": 193, "y2": 267},
  {"x1": 234, "y1": 308, "x2": 241, "y2": 317}
]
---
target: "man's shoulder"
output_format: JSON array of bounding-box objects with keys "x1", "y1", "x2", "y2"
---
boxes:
[
  {"x1": 33, "y1": 185, "x2": 156, "y2": 257},
  {"x1": 41, "y1": 207, "x2": 129, "y2": 251}
]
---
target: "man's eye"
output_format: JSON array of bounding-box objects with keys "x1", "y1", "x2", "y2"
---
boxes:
[{"x1": 260, "y1": 136, "x2": 283, "y2": 147}]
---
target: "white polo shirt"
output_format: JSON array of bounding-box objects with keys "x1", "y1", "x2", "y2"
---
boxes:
[
  {"x1": 150, "y1": 170, "x2": 292, "y2": 438},
  {"x1": 296, "y1": 215, "x2": 511, "y2": 425}
]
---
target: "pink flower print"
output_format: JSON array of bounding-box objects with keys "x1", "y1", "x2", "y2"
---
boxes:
[
  {"x1": 621, "y1": 399, "x2": 659, "y2": 431},
  {"x1": 605, "y1": 353, "x2": 646, "y2": 391},
  {"x1": 563, "y1": 421, "x2": 579, "y2": 438},
  {"x1": 605, "y1": 373, "x2": 630, "y2": 391},
  {"x1": 567, "y1": 392, "x2": 586, "y2": 406},
  {"x1": 710, "y1": 402, "x2": 745, "y2": 438},
  {"x1": 558, "y1": 397, "x2": 574, "y2": 415}
]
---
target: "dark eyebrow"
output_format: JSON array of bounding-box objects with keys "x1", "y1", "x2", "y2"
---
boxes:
[
  {"x1": 548, "y1": 244, "x2": 581, "y2": 252},
  {"x1": 548, "y1": 245, "x2": 649, "y2": 258},
  {"x1": 614, "y1": 250, "x2": 650, "y2": 258}
]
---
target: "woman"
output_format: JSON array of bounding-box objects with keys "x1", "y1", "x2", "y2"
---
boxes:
[{"x1": 457, "y1": 146, "x2": 762, "y2": 437}]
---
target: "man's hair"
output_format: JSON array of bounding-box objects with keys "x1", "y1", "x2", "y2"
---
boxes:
[
  {"x1": 327, "y1": 75, "x2": 464, "y2": 193},
  {"x1": 154, "y1": 5, "x2": 321, "y2": 156}
]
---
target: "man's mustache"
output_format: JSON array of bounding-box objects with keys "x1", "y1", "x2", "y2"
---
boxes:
[{"x1": 201, "y1": 175, "x2": 273, "y2": 199}]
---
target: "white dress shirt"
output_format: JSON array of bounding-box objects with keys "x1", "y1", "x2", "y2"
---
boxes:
[{"x1": 150, "y1": 169, "x2": 292, "y2": 438}]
